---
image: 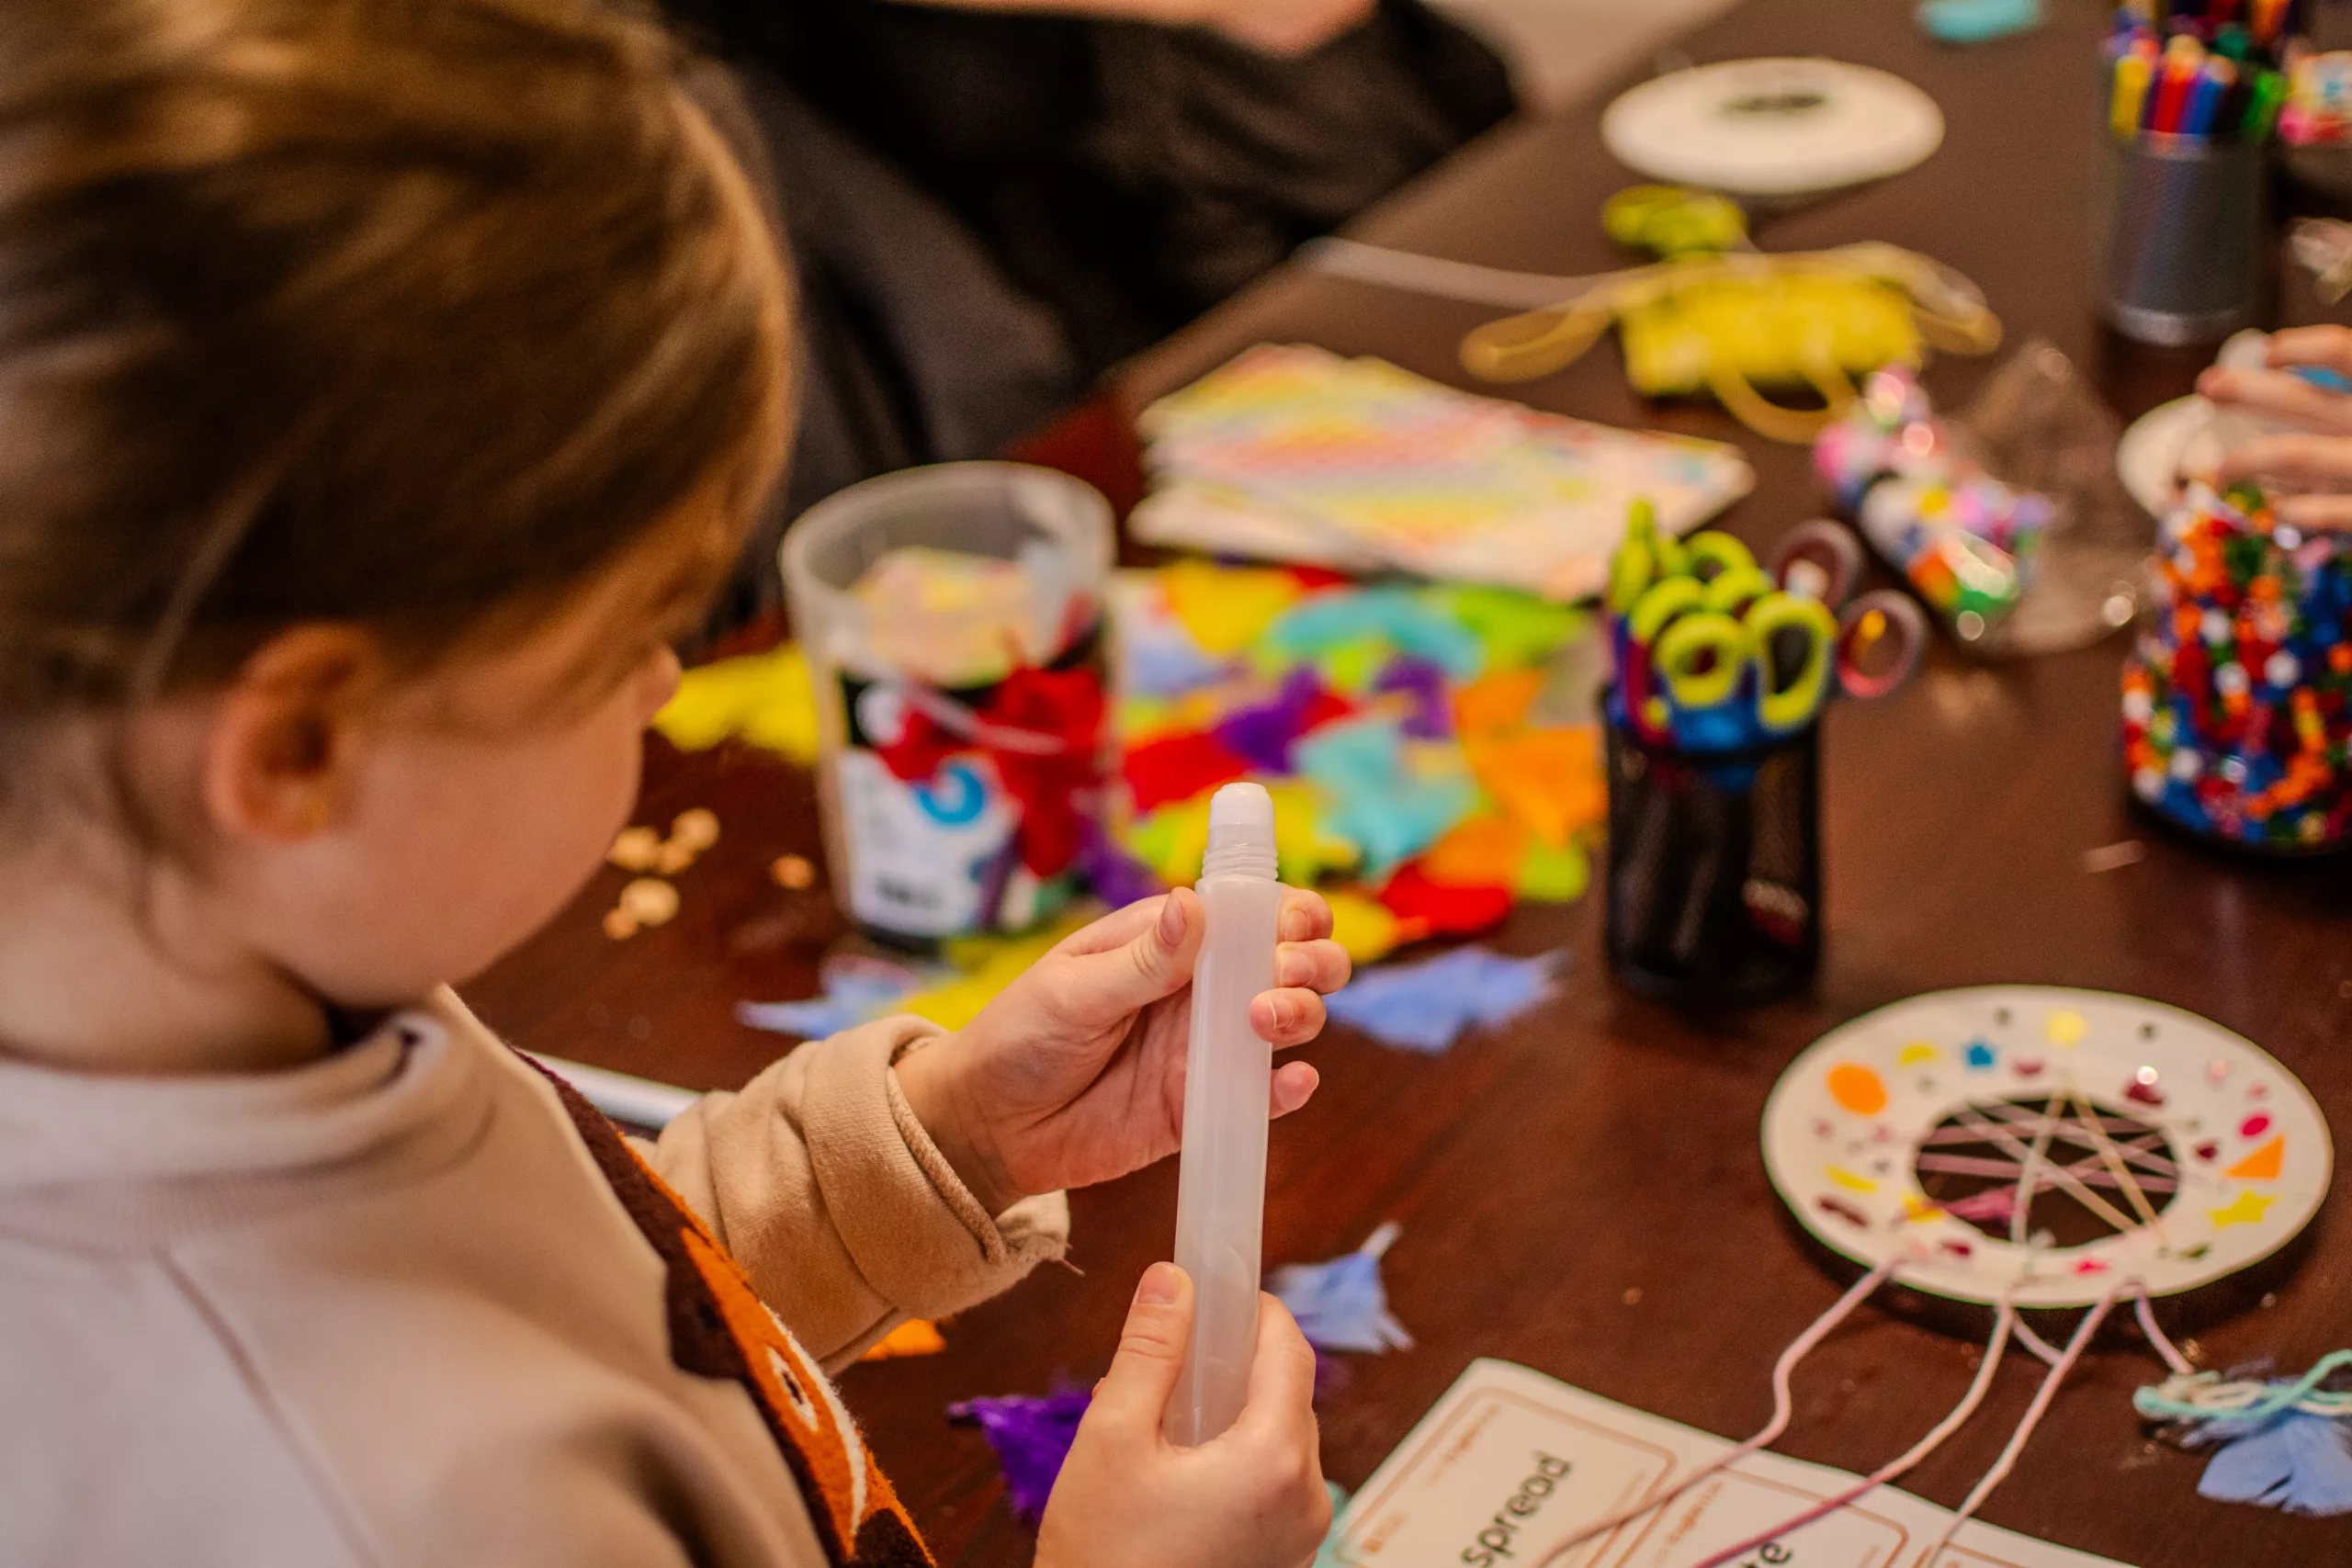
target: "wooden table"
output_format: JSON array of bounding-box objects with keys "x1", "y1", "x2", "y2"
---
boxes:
[{"x1": 467, "y1": 2, "x2": 2352, "y2": 1562}]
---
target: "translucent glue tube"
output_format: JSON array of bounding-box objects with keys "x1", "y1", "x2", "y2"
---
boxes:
[{"x1": 1165, "y1": 782, "x2": 1283, "y2": 1448}]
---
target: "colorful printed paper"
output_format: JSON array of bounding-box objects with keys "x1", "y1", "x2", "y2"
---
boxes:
[{"x1": 1132, "y1": 344, "x2": 1753, "y2": 600}]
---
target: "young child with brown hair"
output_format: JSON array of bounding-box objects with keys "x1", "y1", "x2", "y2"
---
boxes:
[{"x1": 0, "y1": 2, "x2": 1347, "y2": 1564}]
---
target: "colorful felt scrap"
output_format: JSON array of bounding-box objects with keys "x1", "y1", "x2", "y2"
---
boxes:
[
  {"x1": 652, "y1": 643, "x2": 820, "y2": 762},
  {"x1": 1296, "y1": 716, "x2": 1477, "y2": 875},
  {"x1": 1464, "y1": 725, "x2": 1606, "y2": 848},
  {"x1": 949, "y1": 1385, "x2": 1091, "y2": 1525},
  {"x1": 1324, "y1": 946, "x2": 1565, "y2": 1053},
  {"x1": 1325, "y1": 889, "x2": 1422, "y2": 965},
  {"x1": 1270, "y1": 1223, "x2": 1414, "y2": 1355},
  {"x1": 736, "y1": 955, "x2": 932, "y2": 1039},
  {"x1": 1376, "y1": 863, "x2": 1514, "y2": 936},
  {"x1": 1263, "y1": 585, "x2": 1485, "y2": 681},
  {"x1": 857, "y1": 1319, "x2": 947, "y2": 1360},
  {"x1": 1216, "y1": 667, "x2": 1354, "y2": 773},
  {"x1": 1163, "y1": 558, "x2": 1304, "y2": 655},
  {"x1": 1123, "y1": 729, "x2": 1251, "y2": 814}
]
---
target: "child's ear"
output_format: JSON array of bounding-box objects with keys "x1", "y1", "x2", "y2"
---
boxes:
[{"x1": 199, "y1": 625, "x2": 387, "y2": 842}]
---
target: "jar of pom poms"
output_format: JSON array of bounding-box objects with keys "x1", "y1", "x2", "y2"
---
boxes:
[
  {"x1": 2121, "y1": 483, "x2": 2352, "y2": 854},
  {"x1": 782, "y1": 462, "x2": 1114, "y2": 945}
]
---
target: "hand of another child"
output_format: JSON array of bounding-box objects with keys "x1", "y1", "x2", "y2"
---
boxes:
[
  {"x1": 2198, "y1": 324, "x2": 2352, "y2": 528},
  {"x1": 893, "y1": 889, "x2": 1349, "y2": 1214},
  {"x1": 1036, "y1": 1263, "x2": 1332, "y2": 1568}
]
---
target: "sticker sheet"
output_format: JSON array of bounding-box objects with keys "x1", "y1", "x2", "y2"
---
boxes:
[{"x1": 1136, "y1": 344, "x2": 1754, "y2": 601}]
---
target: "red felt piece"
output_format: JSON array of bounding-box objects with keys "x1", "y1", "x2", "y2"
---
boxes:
[
  {"x1": 1123, "y1": 729, "x2": 1251, "y2": 813},
  {"x1": 1376, "y1": 863, "x2": 1513, "y2": 935},
  {"x1": 988, "y1": 666, "x2": 1105, "y2": 876}
]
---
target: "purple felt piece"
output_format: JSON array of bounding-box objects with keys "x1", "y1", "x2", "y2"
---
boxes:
[
  {"x1": 1215, "y1": 666, "x2": 1326, "y2": 773},
  {"x1": 949, "y1": 1384, "x2": 1093, "y2": 1525},
  {"x1": 1077, "y1": 818, "x2": 1165, "y2": 909},
  {"x1": 1374, "y1": 655, "x2": 1452, "y2": 739}
]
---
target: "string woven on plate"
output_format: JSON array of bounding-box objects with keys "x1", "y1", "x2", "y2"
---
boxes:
[
  {"x1": 1532, "y1": 1257, "x2": 1900, "y2": 1568},
  {"x1": 1687, "y1": 1295, "x2": 2020, "y2": 1568}
]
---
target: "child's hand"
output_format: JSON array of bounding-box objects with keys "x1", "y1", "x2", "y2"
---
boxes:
[
  {"x1": 895, "y1": 889, "x2": 1348, "y2": 1213},
  {"x1": 2199, "y1": 325, "x2": 2352, "y2": 528},
  {"x1": 1036, "y1": 1263, "x2": 1331, "y2": 1568}
]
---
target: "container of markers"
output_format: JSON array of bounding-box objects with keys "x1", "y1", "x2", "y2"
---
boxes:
[
  {"x1": 2098, "y1": 22, "x2": 2286, "y2": 345},
  {"x1": 1602, "y1": 700, "x2": 1822, "y2": 1006},
  {"x1": 2097, "y1": 131, "x2": 2268, "y2": 346}
]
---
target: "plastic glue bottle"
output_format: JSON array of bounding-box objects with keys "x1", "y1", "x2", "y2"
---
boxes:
[{"x1": 1165, "y1": 781, "x2": 1283, "y2": 1447}]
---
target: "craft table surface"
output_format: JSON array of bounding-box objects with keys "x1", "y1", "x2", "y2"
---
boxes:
[{"x1": 466, "y1": 2, "x2": 2352, "y2": 1563}]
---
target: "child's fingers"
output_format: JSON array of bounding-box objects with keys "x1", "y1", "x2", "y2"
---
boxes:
[
  {"x1": 1277, "y1": 887, "x2": 1333, "y2": 944},
  {"x1": 2267, "y1": 324, "x2": 2352, "y2": 379},
  {"x1": 2199, "y1": 367, "x2": 2352, "y2": 434},
  {"x1": 1274, "y1": 937, "x2": 1351, "y2": 996},
  {"x1": 1054, "y1": 891, "x2": 1189, "y2": 957},
  {"x1": 1250, "y1": 987, "x2": 1327, "y2": 1046},
  {"x1": 1091, "y1": 1263, "x2": 1194, "y2": 1438},
  {"x1": 1271, "y1": 1061, "x2": 1320, "y2": 1118},
  {"x1": 2274, "y1": 493, "x2": 2352, "y2": 532},
  {"x1": 2219, "y1": 433, "x2": 2352, "y2": 489},
  {"x1": 1045, "y1": 889, "x2": 1204, "y2": 1026},
  {"x1": 1233, "y1": 1293, "x2": 1321, "y2": 1445}
]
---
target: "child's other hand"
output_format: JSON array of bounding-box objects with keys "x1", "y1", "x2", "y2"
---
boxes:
[
  {"x1": 895, "y1": 888, "x2": 1348, "y2": 1213},
  {"x1": 2199, "y1": 325, "x2": 2352, "y2": 529},
  {"x1": 1037, "y1": 1263, "x2": 1331, "y2": 1568},
  {"x1": 1191, "y1": 0, "x2": 1374, "y2": 55}
]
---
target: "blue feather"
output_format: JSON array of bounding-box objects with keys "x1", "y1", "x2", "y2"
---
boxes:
[
  {"x1": 1271, "y1": 1223, "x2": 1414, "y2": 1355},
  {"x1": 1323, "y1": 947, "x2": 1563, "y2": 1054},
  {"x1": 2194, "y1": 1407, "x2": 2352, "y2": 1517}
]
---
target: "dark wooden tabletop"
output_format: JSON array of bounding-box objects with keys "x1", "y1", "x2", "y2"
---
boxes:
[{"x1": 466, "y1": 2, "x2": 2352, "y2": 1562}]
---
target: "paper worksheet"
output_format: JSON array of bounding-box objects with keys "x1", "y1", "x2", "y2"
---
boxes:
[{"x1": 1331, "y1": 1360, "x2": 2131, "y2": 1568}]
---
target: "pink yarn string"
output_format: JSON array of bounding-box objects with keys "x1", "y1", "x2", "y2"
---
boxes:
[
  {"x1": 2133, "y1": 1281, "x2": 2196, "y2": 1377},
  {"x1": 1920, "y1": 1280, "x2": 2125, "y2": 1565},
  {"x1": 1532, "y1": 1257, "x2": 1900, "y2": 1568},
  {"x1": 1686, "y1": 1296, "x2": 2019, "y2": 1568}
]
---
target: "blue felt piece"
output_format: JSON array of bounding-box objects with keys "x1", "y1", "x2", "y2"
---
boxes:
[
  {"x1": 1324, "y1": 946, "x2": 1564, "y2": 1053},
  {"x1": 736, "y1": 964, "x2": 925, "y2": 1039},
  {"x1": 1124, "y1": 615, "x2": 1231, "y2": 697},
  {"x1": 2194, "y1": 1407, "x2": 2352, "y2": 1517},
  {"x1": 1295, "y1": 715, "x2": 1476, "y2": 874},
  {"x1": 1917, "y1": 0, "x2": 2041, "y2": 43},
  {"x1": 1265, "y1": 586, "x2": 1484, "y2": 679},
  {"x1": 948, "y1": 1386, "x2": 1092, "y2": 1525},
  {"x1": 1271, "y1": 1223, "x2": 1414, "y2": 1355}
]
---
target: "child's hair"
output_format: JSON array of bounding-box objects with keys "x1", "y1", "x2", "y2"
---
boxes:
[{"x1": 0, "y1": 0, "x2": 790, "y2": 734}]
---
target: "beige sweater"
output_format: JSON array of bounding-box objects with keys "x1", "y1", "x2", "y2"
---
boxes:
[{"x1": 0, "y1": 990, "x2": 1069, "y2": 1568}]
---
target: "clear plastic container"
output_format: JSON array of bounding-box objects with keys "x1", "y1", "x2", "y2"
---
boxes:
[{"x1": 781, "y1": 462, "x2": 1114, "y2": 945}]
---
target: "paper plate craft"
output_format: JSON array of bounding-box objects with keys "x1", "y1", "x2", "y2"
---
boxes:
[
  {"x1": 1763, "y1": 986, "x2": 2329, "y2": 1309},
  {"x1": 1536, "y1": 987, "x2": 2336, "y2": 1565},
  {"x1": 1601, "y1": 59, "x2": 1946, "y2": 198}
]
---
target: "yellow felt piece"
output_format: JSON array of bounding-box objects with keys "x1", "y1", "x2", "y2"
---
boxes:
[
  {"x1": 857, "y1": 1319, "x2": 947, "y2": 1360},
  {"x1": 1125, "y1": 795, "x2": 1214, "y2": 886},
  {"x1": 1515, "y1": 837, "x2": 1589, "y2": 903},
  {"x1": 1465, "y1": 727, "x2": 1604, "y2": 848},
  {"x1": 1422, "y1": 814, "x2": 1529, "y2": 887},
  {"x1": 1162, "y1": 560, "x2": 1305, "y2": 656},
  {"x1": 1267, "y1": 779, "x2": 1360, "y2": 886},
  {"x1": 653, "y1": 644, "x2": 819, "y2": 764},
  {"x1": 1453, "y1": 668, "x2": 1544, "y2": 738},
  {"x1": 1326, "y1": 890, "x2": 1405, "y2": 965}
]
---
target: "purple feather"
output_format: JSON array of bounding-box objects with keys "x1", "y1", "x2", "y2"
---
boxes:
[
  {"x1": 1215, "y1": 667, "x2": 1329, "y2": 773},
  {"x1": 1271, "y1": 1223, "x2": 1414, "y2": 1356},
  {"x1": 949, "y1": 1385, "x2": 1091, "y2": 1525},
  {"x1": 1076, "y1": 818, "x2": 1164, "y2": 909},
  {"x1": 1373, "y1": 655, "x2": 1453, "y2": 739}
]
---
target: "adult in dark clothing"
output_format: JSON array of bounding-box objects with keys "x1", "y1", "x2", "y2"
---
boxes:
[{"x1": 670, "y1": 0, "x2": 1514, "y2": 627}]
